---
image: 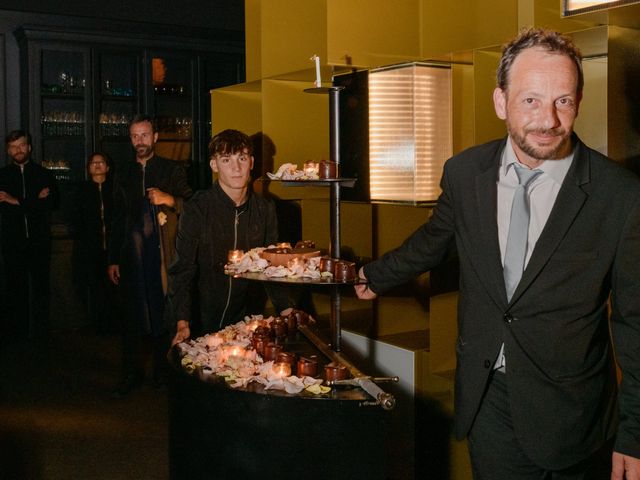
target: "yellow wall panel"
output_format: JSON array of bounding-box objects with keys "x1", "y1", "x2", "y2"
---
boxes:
[
  {"x1": 421, "y1": 0, "x2": 518, "y2": 59},
  {"x1": 374, "y1": 204, "x2": 432, "y2": 256},
  {"x1": 452, "y1": 63, "x2": 476, "y2": 154},
  {"x1": 211, "y1": 88, "x2": 263, "y2": 138},
  {"x1": 377, "y1": 297, "x2": 428, "y2": 336},
  {"x1": 300, "y1": 199, "x2": 373, "y2": 259},
  {"x1": 326, "y1": 0, "x2": 420, "y2": 68},
  {"x1": 473, "y1": 49, "x2": 506, "y2": 145},
  {"x1": 260, "y1": 79, "x2": 329, "y2": 200},
  {"x1": 245, "y1": 0, "x2": 262, "y2": 82},
  {"x1": 260, "y1": 0, "x2": 327, "y2": 78}
]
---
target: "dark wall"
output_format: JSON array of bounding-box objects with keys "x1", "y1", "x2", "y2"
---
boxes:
[
  {"x1": 0, "y1": 4, "x2": 244, "y2": 162},
  {"x1": 0, "y1": 1, "x2": 244, "y2": 31}
]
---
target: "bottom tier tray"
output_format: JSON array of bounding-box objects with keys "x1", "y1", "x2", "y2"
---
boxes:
[{"x1": 168, "y1": 330, "x2": 392, "y2": 480}]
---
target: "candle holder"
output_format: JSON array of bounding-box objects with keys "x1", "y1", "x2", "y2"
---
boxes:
[
  {"x1": 319, "y1": 256, "x2": 337, "y2": 274},
  {"x1": 227, "y1": 249, "x2": 244, "y2": 264},
  {"x1": 251, "y1": 336, "x2": 267, "y2": 357},
  {"x1": 333, "y1": 260, "x2": 356, "y2": 282},
  {"x1": 225, "y1": 345, "x2": 245, "y2": 359},
  {"x1": 275, "y1": 351, "x2": 297, "y2": 373},
  {"x1": 263, "y1": 342, "x2": 283, "y2": 362},
  {"x1": 318, "y1": 160, "x2": 338, "y2": 179},
  {"x1": 253, "y1": 325, "x2": 271, "y2": 338},
  {"x1": 284, "y1": 311, "x2": 298, "y2": 332},
  {"x1": 324, "y1": 362, "x2": 349, "y2": 382},
  {"x1": 297, "y1": 356, "x2": 318, "y2": 377},
  {"x1": 272, "y1": 361, "x2": 292, "y2": 378},
  {"x1": 303, "y1": 161, "x2": 319, "y2": 177},
  {"x1": 272, "y1": 317, "x2": 288, "y2": 338}
]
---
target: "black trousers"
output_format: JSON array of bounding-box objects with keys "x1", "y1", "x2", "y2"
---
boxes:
[
  {"x1": 2, "y1": 238, "x2": 50, "y2": 339},
  {"x1": 467, "y1": 370, "x2": 613, "y2": 480}
]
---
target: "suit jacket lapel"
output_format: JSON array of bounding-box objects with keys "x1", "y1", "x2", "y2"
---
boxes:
[
  {"x1": 509, "y1": 136, "x2": 591, "y2": 304},
  {"x1": 470, "y1": 139, "x2": 509, "y2": 309}
]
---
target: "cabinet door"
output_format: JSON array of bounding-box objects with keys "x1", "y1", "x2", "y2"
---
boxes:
[
  {"x1": 147, "y1": 52, "x2": 195, "y2": 166},
  {"x1": 93, "y1": 48, "x2": 143, "y2": 174},
  {"x1": 34, "y1": 44, "x2": 92, "y2": 227},
  {"x1": 198, "y1": 53, "x2": 245, "y2": 188}
]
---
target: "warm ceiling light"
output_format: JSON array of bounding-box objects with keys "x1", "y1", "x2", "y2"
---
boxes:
[{"x1": 563, "y1": 0, "x2": 640, "y2": 16}]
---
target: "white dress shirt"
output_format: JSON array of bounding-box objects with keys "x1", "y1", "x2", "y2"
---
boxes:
[{"x1": 494, "y1": 137, "x2": 574, "y2": 370}]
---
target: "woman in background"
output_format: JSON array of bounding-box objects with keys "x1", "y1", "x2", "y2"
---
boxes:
[{"x1": 72, "y1": 152, "x2": 117, "y2": 334}]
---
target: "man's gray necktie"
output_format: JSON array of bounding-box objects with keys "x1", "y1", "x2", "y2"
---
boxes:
[{"x1": 503, "y1": 164, "x2": 542, "y2": 301}]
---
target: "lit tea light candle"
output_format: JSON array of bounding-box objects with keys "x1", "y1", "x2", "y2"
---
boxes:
[
  {"x1": 303, "y1": 161, "x2": 318, "y2": 177},
  {"x1": 287, "y1": 257, "x2": 305, "y2": 270},
  {"x1": 226, "y1": 345, "x2": 245, "y2": 358},
  {"x1": 273, "y1": 362, "x2": 292, "y2": 378},
  {"x1": 227, "y1": 249, "x2": 244, "y2": 264},
  {"x1": 276, "y1": 242, "x2": 291, "y2": 249}
]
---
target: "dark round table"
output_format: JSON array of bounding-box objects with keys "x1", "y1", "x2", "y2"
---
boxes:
[{"x1": 168, "y1": 332, "x2": 392, "y2": 480}]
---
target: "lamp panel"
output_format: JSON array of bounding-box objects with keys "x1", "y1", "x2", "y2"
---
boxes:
[{"x1": 369, "y1": 64, "x2": 452, "y2": 203}]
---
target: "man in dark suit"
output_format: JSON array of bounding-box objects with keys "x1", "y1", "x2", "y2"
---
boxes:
[
  {"x1": 0, "y1": 130, "x2": 58, "y2": 340},
  {"x1": 108, "y1": 115, "x2": 192, "y2": 397},
  {"x1": 356, "y1": 28, "x2": 640, "y2": 479}
]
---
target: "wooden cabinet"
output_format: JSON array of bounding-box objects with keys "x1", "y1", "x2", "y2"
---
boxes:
[{"x1": 15, "y1": 26, "x2": 244, "y2": 229}]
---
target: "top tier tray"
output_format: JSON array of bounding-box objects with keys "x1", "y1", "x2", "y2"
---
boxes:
[{"x1": 261, "y1": 178, "x2": 357, "y2": 188}]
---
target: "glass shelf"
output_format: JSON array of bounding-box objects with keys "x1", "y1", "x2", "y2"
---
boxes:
[
  {"x1": 260, "y1": 178, "x2": 357, "y2": 188},
  {"x1": 101, "y1": 94, "x2": 136, "y2": 101},
  {"x1": 231, "y1": 271, "x2": 366, "y2": 286},
  {"x1": 40, "y1": 92, "x2": 85, "y2": 100}
]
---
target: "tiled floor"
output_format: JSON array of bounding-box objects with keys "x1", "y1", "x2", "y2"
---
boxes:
[{"x1": 0, "y1": 327, "x2": 169, "y2": 479}]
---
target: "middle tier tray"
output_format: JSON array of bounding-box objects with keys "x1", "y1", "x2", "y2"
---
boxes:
[{"x1": 231, "y1": 271, "x2": 367, "y2": 285}]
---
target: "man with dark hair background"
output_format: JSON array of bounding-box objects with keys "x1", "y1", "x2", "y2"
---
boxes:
[
  {"x1": 0, "y1": 130, "x2": 58, "y2": 341},
  {"x1": 108, "y1": 115, "x2": 192, "y2": 397}
]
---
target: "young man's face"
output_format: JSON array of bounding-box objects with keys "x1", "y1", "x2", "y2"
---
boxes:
[
  {"x1": 129, "y1": 121, "x2": 158, "y2": 160},
  {"x1": 210, "y1": 148, "x2": 254, "y2": 193},
  {"x1": 7, "y1": 136, "x2": 31, "y2": 164}
]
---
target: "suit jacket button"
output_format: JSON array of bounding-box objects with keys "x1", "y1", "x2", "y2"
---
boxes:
[
  {"x1": 484, "y1": 360, "x2": 491, "y2": 368},
  {"x1": 503, "y1": 313, "x2": 513, "y2": 323}
]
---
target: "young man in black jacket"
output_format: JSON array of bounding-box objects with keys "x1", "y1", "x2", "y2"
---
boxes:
[
  {"x1": 169, "y1": 129, "x2": 284, "y2": 345},
  {"x1": 0, "y1": 130, "x2": 58, "y2": 340}
]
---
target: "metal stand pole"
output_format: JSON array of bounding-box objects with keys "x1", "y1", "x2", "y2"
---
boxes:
[
  {"x1": 329, "y1": 87, "x2": 341, "y2": 352},
  {"x1": 303, "y1": 85, "x2": 345, "y2": 352}
]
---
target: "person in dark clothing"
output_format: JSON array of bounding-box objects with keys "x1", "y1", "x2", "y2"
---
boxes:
[
  {"x1": 356, "y1": 29, "x2": 640, "y2": 479},
  {"x1": 0, "y1": 130, "x2": 58, "y2": 340},
  {"x1": 71, "y1": 152, "x2": 117, "y2": 334},
  {"x1": 107, "y1": 115, "x2": 192, "y2": 397},
  {"x1": 169, "y1": 129, "x2": 285, "y2": 346}
]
